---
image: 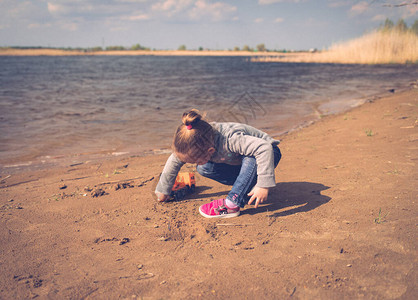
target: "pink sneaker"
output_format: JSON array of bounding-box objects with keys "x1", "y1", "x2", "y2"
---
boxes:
[{"x1": 199, "y1": 199, "x2": 240, "y2": 218}]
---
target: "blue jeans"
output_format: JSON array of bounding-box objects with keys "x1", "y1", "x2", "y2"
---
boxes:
[{"x1": 196, "y1": 145, "x2": 282, "y2": 208}]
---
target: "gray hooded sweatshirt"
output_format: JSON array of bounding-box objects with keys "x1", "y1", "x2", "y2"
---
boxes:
[{"x1": 155, "y1": 122, "x2": 280, "y2": 195}]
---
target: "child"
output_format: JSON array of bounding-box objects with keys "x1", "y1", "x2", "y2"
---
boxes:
[{"x1": 155, "y1": 109, "x2": 281, "y2": 218}]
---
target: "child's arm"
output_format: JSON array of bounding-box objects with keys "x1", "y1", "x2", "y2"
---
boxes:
[
  {"x1": 228, "y1": 133, "x2": 278, "y2": 207},
  {"x1": 155, "y1": 191, "x2": 169, "y2": 202},
  {"x1": 228, "y1": 134, "x2": 277, "y2": 188},
  {"x1": 155, "y1": 153, "x2": 185, "y2": 201}
]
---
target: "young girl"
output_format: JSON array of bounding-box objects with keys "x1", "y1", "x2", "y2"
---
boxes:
[{"x1": 155, "y1": 109, "x2": 281, "y2": 218}]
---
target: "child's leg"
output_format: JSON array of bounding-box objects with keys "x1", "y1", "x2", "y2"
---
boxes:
[
  {"x1": 225, "y1": 156, "x2": 257, "y2": 208},
  {"x1": 196, "y1": 162, "x2": 241, "y2": 186},
  {"x1": 197, "y1": 158, "x2": 258, "y2": 218},
  {"x1": 198, "y1": 146, "x2": 282, "y2": 208},
  {"x1": 227, "y1": 145, "x2": 282, "y2": 208}
]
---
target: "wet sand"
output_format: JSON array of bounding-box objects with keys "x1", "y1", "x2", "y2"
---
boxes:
[{"x1": 0, "y1": 88, "x2": 417, "y2": 299}]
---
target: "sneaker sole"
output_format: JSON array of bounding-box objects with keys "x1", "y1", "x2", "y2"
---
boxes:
[{"x1": 199, "y1": 207, "x2": 240, "y2": 218}]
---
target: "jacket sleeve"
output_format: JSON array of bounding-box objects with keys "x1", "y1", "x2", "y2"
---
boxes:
[
  {"x1": 155, "y1": 153, "x2": 185, "y2": 195},
  {"x1": 227, "y1": 133, "x2": 276, "y2": 188}
]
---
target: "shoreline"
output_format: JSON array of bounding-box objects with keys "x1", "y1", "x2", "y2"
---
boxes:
[
  {"x1": 0, "y1": 88, "x2": 417, "y2": 298},
  {"x1": 1, "y1": 86, "x2": 405, "y2": 176},
  {"x1": 0, "y1": 48, "x2": 302, "y2": 57},
  {"x1": 1, "y1": 48, "x2": 416, "y2": 64}
]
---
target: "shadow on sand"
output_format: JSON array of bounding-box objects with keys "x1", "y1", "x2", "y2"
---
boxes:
[
  {"x1": 185, "y1": 185, "x2": 229, "y2": 200},
  {"x1": 184, "y1": 182, "x2": 330, "y2": 218},
  {"x1": 242, "y1": 182, "x2": 331, "y2": 217}
]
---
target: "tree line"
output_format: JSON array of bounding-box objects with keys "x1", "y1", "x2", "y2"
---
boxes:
[
  {"x1": 177, "y1": 44, "x2": 279, "y2": 52},
  {"x1": 4, "y1": 18, "x2": 416, "y2": 53}
]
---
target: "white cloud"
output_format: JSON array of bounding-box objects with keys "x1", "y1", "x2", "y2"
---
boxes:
[
  {"x1": 327, "y1": 0, "x2": 350, "y2": 8},
  {"x1": 274, "y1": 17, "x2": 284, "y2": 23},
  {"x1": 347, "y1": 0, "x2": 417, "y2": 21},
  {"x1": 47, "y1": 3, "x2": 64, "y2": 14},
  {"x1": 151, "y1": 0, "x2": 194, "y2": 14},
  {"x1": 3, "y1": 0, "x2": 50, "y2": 20},
  {"x1": 258, "y1": 0, "x2": 284, "y2": 4},
  {"x1": 349, "y1": 1, "x2": 369, "y2": 15},
  {"x1": 0, "y1": 0, "x2": 53, "y2": 30},
  {"x1": 47, "y1": 1, "x2": 149, "y2": 19},
  {"x1": 117, "y1": 0, "x2": 148, "y2": 2},
  {"x1": 47, "y1": 1, "x2": 112, "y2": 17},
  {"x1": 258, "y1": 0, "x2": 303, "y2": 4},
  {"x1": 9, "y1": 1, "x2": 36, "y2": 17},
  {"x1": 125, "y1": 13, "x2": 150, "y2": 21},
  {"x1": 254, "y1": 18, "x2": 264, "y2": 23},
  {"x1": 151, "y1": 0, "x2": 237, "y2": 21},
  {"x1": 189, "y1": 0, "x2": 237, "y2": 22},
  {"x1": 28, "y1": 23, "x2": 52, "y2": 29}
]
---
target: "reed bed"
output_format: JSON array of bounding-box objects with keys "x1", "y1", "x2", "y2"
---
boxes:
[{"x1": 253, "y1": 30, "x2": 418, "y2": 64}]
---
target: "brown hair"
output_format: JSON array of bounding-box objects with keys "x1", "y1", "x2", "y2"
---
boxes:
[{"x1": 173, "y1": 109, "x2": 214, "y2": 157}]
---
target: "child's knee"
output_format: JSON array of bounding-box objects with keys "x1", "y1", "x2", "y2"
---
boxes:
[{"x1": 196, "y1": 163, "x2": 213, "y2": 177}]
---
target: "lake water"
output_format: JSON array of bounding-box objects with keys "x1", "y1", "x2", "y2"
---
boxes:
[{"x1": 0, "y1": 56, "x2": 416, "y2": 172}]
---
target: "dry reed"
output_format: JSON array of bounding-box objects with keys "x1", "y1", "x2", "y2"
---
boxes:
[
  {"x1": 253, "y1": 30, "x2": 418, "y2": 64},
  {"x1": 325, "y1": 29, "x2": 418, "y2": 64}
]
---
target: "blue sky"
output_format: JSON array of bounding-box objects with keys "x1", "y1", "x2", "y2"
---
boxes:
[{"x1": 0, "y1": 0, "x2": 416, "y2": 50}]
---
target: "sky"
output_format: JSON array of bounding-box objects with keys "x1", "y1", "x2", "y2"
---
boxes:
[{"x1": 0, "y1": 0, "x2": 417, "y2": 50}]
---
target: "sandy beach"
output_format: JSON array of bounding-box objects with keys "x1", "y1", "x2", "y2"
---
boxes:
[
  {"x1": 2, "y1": 45, "x2": 415, "y2": 64},
  {"x1": 0, "y1": 88, "x2": 417, "y2": 299},
  {"x1": 0, "y1": 47, "x2": 308, "y2": 58}
]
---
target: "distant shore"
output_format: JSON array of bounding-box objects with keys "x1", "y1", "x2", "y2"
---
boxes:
[
  {"x1": 0, "y1": 48, "x2": 291, "y2": 56},
  {"x1": 2, "y1": 29, "x2": 416, "y2": 64},
  {"x1": 0, "y1": 48, "x2": 314, "y2": 60},
  {"x1": 2, "y1": 48, "x2": 416, "y2": 64},
  {"x1": 0, "y1": 48, "x2": 344, "y2": 64}
]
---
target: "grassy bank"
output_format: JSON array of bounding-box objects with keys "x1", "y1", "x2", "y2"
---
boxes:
[
  {"x1": 325, "y1": 29, "x2": 418, "y2": 64},
  {"x1": 252, "y1": 29, "x2": 418, "y2": 64}
]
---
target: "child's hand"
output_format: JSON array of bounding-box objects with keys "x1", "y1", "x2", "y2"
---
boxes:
[
  {"x1": 155, "y1": 192, "x2": 169, "y2": 202},
  {"x1": 248, "y1": 187, "x2": 269, "y2": 208}
]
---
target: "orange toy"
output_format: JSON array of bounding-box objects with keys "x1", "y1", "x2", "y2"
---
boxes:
[{"x1": 170, "y1": 172, "x2": 196, "y2": 201}]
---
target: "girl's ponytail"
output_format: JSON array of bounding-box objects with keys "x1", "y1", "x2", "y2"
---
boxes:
[
  {"x1": 182, "y1": 109, "x2": 202, "y2": 128},
  {"x1": 173, "y1": 109, "x2": 214, "y2": 156}
]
